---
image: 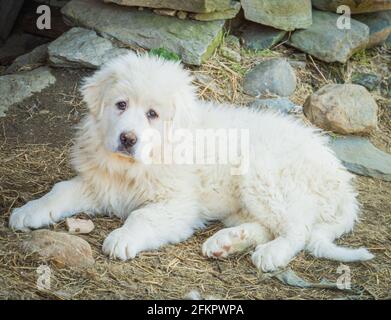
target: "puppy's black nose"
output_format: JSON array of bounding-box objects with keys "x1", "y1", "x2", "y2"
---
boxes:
[{"x1": 120, "y1": 131, "x2": 137, "y2": 148}]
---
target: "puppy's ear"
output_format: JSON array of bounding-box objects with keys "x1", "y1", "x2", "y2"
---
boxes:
[{"x1": 81, "y1": 70, "x2": 114, "y2": 117}]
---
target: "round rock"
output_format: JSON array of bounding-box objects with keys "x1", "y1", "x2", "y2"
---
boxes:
[
  {"x1": 243, "y1": 58, "x2": 297, "y2": 97},
  {"x1": 304, "y1": 84, "x2": 378, "y2": 135},
  {"x1": 23, "y1": 230, "x2": 95, "y2": 268}
]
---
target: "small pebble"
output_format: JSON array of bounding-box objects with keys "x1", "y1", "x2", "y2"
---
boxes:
[{"x1": 66, "y1": 217, "x2": 94, "y2": 234}]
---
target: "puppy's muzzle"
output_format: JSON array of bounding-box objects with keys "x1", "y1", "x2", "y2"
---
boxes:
[{"x1": 118, "y1": 131, "x2": 137, "y2": 155}]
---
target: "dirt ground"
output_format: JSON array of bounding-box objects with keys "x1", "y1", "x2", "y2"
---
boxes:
[{"x1": 0, "y1": 44, "x2": 390, "y2": 300}]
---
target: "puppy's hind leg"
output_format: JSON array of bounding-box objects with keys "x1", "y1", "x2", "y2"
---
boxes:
[
  {"x1": 202, "y1": 223, "x2": 272, "y2": 259},
  {"x1": 9, "y1": 177, "x2": 93, "y2": 231},
  {"x1": 251, "y1": 227, "x2": 307, "y2": 272}
]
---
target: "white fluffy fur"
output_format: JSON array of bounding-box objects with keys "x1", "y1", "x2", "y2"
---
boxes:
[{"x1": 9, "y1": 53, "x2": 374, "y2": 271}]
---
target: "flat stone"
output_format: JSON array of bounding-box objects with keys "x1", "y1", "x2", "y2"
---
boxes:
[
  {"x1": 241, "y1": 0, "x2": 312, "y2": 31},
  {"x1": 65, "y1": 218, "x2": 95, "y2": 234},
  {"x1": 189, "y1": 2, "x2": 241, "y2": 21},
  {"x1": 62, "y1": 0, "x2": 224, "y2": 65},
  {"x1": 0, "y1": 67, "x2": 56, "y2": 117},
  {"x1": 304, "y1": 84, "x2": 378, "y2": 135},
  {"x1": 290, "y1": 10, "x2": 369, "y2": 63},
  {"x1": 248, "y1": 98, "x2": 297, "y2": 114},
  {"x1": 23, "y1": 230, "x2": 95, "y2": 268},
  {"x1": 153, "y1": 9, "x2": 177, "y2": 17},
  {"x1": 312, "y1": 0, "x2": 391, "y2": 14},
  {"x1": 354, "y1": 11, "x2": 391, "y2": 48},
  {"x1": 48, "y1": 27, "x2": 130, "y2": 69},
  {"x1": 329, "y1": 136, "x2": 391, "y2": 181},
  {"x1": 5, "y1": 44, "x2": 49, "y2": 74},
  {"x1": 104, "y1": 0, "x2": 236, "y2": 13},
  {"x1": 241, "y1": 23, "x2": 287, "y2": 51},
  {"x1": 0, "y1": 0, "x2": 24, "y2": 41},
  {"x1": 351, "y1": 72, "x2": 381, "y2": 91},
  {"x1": 243, "y1": 58, "x2": 297, "y2": 97}
]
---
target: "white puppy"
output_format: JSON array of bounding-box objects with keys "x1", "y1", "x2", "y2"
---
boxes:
[{"x1": 9, "y1": 53, "x2": 374, "y2": 272}]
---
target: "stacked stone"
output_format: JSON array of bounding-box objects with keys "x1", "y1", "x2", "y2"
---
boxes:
[
  {"x1": 104, "y1": 0, "x2": 242, "y2": 21},
  {"x1": 240, "y1": 0, "x2": 391, "y2": 63},
  {"x1": 238, "y1": 1, "x2": 391, "y2": 181},
  {"x1": 56, "y1": 0, "x2": 235, "y2": 66},
  {"x1": 39, "y1": 0, "x2": 391, "y2": 66}
]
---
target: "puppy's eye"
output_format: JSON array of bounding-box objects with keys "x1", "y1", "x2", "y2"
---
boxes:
[
  {"x1": 146, "y1": 109, "x2": 158, "y2": 119},
  {"x1": 116, "y1": 101, "x2": 127, "y2": 111}
]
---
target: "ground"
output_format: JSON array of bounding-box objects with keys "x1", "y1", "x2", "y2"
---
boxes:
[{"x1": 0, "y1": 44, "x2": 390, "y2": 300}]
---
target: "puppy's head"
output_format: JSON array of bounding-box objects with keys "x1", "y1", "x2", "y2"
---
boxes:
[{"x1": 81, "y1": 52, "x2": 196, "y2": 163}]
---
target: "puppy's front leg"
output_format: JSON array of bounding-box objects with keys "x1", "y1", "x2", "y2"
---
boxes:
[
  {"x1": 9, "y1": 177, "x2": 92, "y2": 231},
  {"x1": 103, "y1": 201, "x2": 202, "y2": 260}
]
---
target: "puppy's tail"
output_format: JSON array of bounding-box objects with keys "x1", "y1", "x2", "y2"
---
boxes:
[{"x1": 307, "y1": 236, "x2": 374, "y2": 262}]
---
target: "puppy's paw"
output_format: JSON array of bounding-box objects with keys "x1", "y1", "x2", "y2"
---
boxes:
[
  {"x1": 251, "y1": 243, "x2": 292, "y2": 272},
  {"x1": 9, "y1": 202, "x2": 55, "y2": 231},
  {"x1": 102, "y1": 227, "x2": 141, "y2": 261},
  {"x1": 202, "y1": 227, "x2": 249, "y2": 259}
]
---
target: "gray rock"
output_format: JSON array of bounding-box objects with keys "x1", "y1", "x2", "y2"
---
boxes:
[
  {"x1": 290, "y1": 10, "x2": 369, "y2": 63},
  {"x1": 189, "y1": 2, "x2": 241, "y2": 21},
  {"x1": 304, "y1": 84, "x2": 378, "y2": 135},
  {"x1": 351, "y1": 72, "x2": 381, "y2": 91},
  {"x1": 329, "y1": 136, "x2": 391, "y2": 181},
  {"x1": 275, "y1": 268, "x2": 345, "y2": 290},
  {"x1": 5, "y1": 44, "x2": 49, "y2": 74},
  {"x1": 220, "y1": 46, "x2": 241, "y2": 62},
  {"x1": 354, "y1": 11, "x2": 391, "y2": 48},
  {"x1": 0, "y1": 0, "x2": 24, "y2": 41},
  {"x1": 241, "y1": 23, "x2": 287, "y2": 51},
  {"x1": 0, "y1": 67, "x2": 56, "y2": 117},
  {"x1": 249, "y1": 97, "x2": 297, "y2": 114},
  {"x1": 243, "y1": 58, "x2": 297, "y2": 97},
  {"x1": 241, "y1": 0, "x2": 312, "y2": 31},
  {"x1": 312, "y1": 0, "x2": 391, "y2": 14},
  {"x1": 62, "y1": 0, "x2": 225, "y2": 66},
  {"x1": 48, "y1": 27, "x2": 130, "y2": 69},
  {"x1": 104, "y1": 0, "x2": 236, "y2": 13},
  {"x1": 23, "y1": 230, "x2": 95, "y2": 268}
]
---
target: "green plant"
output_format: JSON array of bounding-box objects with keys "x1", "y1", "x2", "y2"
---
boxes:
[
  {"x1": 149, "y1": 48, "x2": 181, "y2": 62},
  {"x1": 352, "y1": 49, "x2": 372, "y2": 66},
  {"x1": 242, "y1": 48, "x2": 276, "y2": 58}
]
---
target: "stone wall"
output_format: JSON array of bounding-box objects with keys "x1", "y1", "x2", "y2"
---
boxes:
[{"x1": 95, "y1": 0, "x2": 391, "y2": 63}]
